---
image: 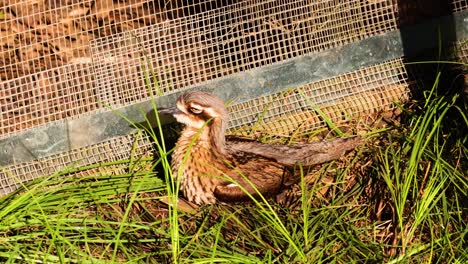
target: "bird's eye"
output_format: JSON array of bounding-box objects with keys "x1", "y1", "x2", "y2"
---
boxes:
[{"x1": 189, "y1": 107, "x2": 203, "y2": 115}]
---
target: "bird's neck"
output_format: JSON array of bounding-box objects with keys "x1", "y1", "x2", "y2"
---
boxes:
[
  {"x1": 179, "y1": 118, "x2": 227, "y2": 155},
  {"x1": 209, "y1": 118, "x2": 227, "y2": 155}
]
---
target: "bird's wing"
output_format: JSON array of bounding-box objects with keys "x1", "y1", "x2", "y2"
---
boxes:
[
  {"x1": 214, "y1": 137, "x2": 363, "y2": 202},
  {"x1": 226, "y1": 136, "x2": 363, "y2": 166},
  {"x1": 213, "y1": 151, "x2": 288, "y2": 203}
]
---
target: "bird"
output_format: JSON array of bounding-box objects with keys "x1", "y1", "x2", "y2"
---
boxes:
[{"x1": 159, "y1": 91, "x2": 362, "y2": 205}]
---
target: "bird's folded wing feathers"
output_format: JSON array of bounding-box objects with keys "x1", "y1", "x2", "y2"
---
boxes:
[
  {"x1": 213, "y1": 152, "x2": 287, "y2": 202},
  {"x1": 226, "y1": 136, "x2": 363, "y2": 166}
]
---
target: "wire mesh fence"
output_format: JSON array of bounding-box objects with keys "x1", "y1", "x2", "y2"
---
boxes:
[
  {"x1": 456, "y1": 39, "x2": 468, "y2": 63},
  {"x1": 0, "y1": 0, "x2": 466, "y2": 195},
  {"x1": 1, "y1": 0, "x2": 399, "y2": 138},
  {"x1": 228, "y1": 58, "x2": 408, "y2": 136},
  {"x1": 452, "y1": 0, "x2": 468, "y2": 12},
  {"x1": 0, "y1": 131, "x2": 153, "y2": 195}
]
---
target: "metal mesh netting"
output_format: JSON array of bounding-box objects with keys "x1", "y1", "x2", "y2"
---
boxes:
[
  {"x1": 456, "y1": 39, "x2": 468, "y2": 63},
  {"x1": 0, "y1": 0, "x2": 466, "y2": 195},
  {"x1": 1, "y1": 0, "x2": 399, "y2": 138},
  {"x1": 453, "y1": 0, "x2": 468, "y2": 12},
  {"x1": 91, "y1": 0, "x2": 399, "y2": 109},
  {"x1": 228, "y1": 58, "x2": 408, "y2": 136},
  {"x1": 0, "y1": 132, "x2": 153, "y2": 195}
]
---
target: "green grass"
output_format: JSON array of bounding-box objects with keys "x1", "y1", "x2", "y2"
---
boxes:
[{"x1": 0, "y1": 64, "x2": 467, "y2": 263}]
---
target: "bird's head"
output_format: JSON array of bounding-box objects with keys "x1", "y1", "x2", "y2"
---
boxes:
[
  {"x1": 163, "y1": 91, "x2": 228, "y2": 128},
  {"x1": 160, "y1": 91, "x2": 229, "y2": 152}
]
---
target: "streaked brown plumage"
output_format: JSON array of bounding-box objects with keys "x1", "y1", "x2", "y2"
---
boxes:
[{"x1": 160, "y1": 91, "x2": 362, "y2": 205}]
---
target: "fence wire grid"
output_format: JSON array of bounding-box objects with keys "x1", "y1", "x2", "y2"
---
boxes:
[
  {"x1": 0, "y1": 132, "x2": 153, "y2": 195},
  {"x1": 2, "y1": 0, "x2": 400, "y2": 137},
  {"x1": 0, "y1": 0, "x2": 466, "y2": 195}
]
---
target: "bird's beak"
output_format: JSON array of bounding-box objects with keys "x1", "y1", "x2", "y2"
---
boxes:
[{"x1": 158, "y1": 107, "x2": 183, "y2": 117}]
